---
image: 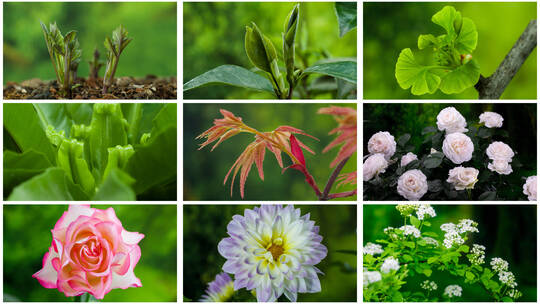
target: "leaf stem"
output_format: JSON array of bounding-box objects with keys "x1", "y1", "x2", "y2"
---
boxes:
[
  {"x1": 320, "y1": 156, "x2": 350, "y2": 200},
  {"x1": 326, "y1": 189, "x2": 357, "y2": 199}
]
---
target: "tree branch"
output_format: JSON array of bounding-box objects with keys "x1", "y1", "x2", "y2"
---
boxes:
[
  {"x1": 320, "y1": 156, "x2": 351, "y2": 201},
  {"x1": 475, "y1": 19, "x2": 537, "y2": 99}
]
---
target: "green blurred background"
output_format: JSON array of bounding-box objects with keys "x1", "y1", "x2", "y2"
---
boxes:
[
  {"x1": 363, "y1": 103, "x2": 537, "y2": 177},
  {"x1": 183, "y1": 103, "x2": 357, "y2": 201},
  {"x1": 3, "y1": 2, "x2": 177, "y2": 84},
  {"x1": 364, "y1": 205, "x2": 537, "y2": 301},
  {"x1": 364, "y1": 2, "x2": 537, "y2": 99},
  {"x1": 184, "y1": 204, "x2": 357, "y2": 301},
  {"x1": 3, "y1": 205, "x2": 177, "y2": 302},
  {"x1": 183, "y1": 2, "x2": 357, "y2": 99}
]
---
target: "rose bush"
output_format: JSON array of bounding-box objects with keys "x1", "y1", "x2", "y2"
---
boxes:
[
  {"x1": 364, "y1": 107, "x2": 536, "y2": 201},
  {"x1": 32, "y1": 205, "x2": 144, "y2": 299}
]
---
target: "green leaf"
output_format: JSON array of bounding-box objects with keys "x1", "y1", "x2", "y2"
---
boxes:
[
  {"x1": 479, "y1": 191, "x2": 496, "y2": 200},
  {"x1": 423, "y1": 268, "x2": 433, "y2": 277},
  {"x1": 438, "y1": 59, "x2": 480, "y2": 94},
  {"x1": 422, "y1": 126, "x2": 437, "y2": 135},
  {"x1": 3, "y1": 104, "x2": 56, "y2": 164},
  {"x1": 424, "y1": 155, "x2": 443, "y2": 168},
  {"x1": 94, "y1": 168, "x2": 136, "y2": 201},
  {"x1": 183, "y1": 65, "x2": 274, "y2": 93},
  {"x1": 418, "y1": 34, "x2": 440, "y2": 50},
  {"x1": 427, "y1": 256, "x2": 439, "y2": 264},
  {"x1": 455, "y1": 17, "x2": 478, "y2": 53},
  {"x1": 152, "y1": 103, "x2": 177, "y2": 135},
  {"x1": 397, "y1": 133, "x2": 411, "y2": 147},
  {"x1": 33, "y1": 104, "x2": 74, "y2": 135},
  {"x1": 304, "y1": 61, "x2": 357, "y2": 84},
  {"x1": 126, "y1": 127, "x2": 176, "y2": 195},
  {"x1": 466, "y1": 271, "x2": 475, "y2": 280},
  {"x1": 8, "y1": 168, "x2": 88, "y2": 201},
  {"x1": 410, "y1": 215, "x2": 421, "y2": 228},
  {"x1": 334, "y1": 2, "x2": 357, "y2": 37},
  {"x1": 458, "y1": 245, "x2": 470, "y2": 253},
  {"x1": 245, "y1": 22, "x2": 277, "y2": 73},
  {"x1": 3, "y1": 150, "x2": 52, "y2": 196},
  {"x1": 395, "y1": 48, "x2": 441, "y2": 95},
  {"x1": 431, "y1": 6, "x2": 460, "y2": 40},
  {"x1": 337, "y1": 78, "x2": 356, "y2": 98}
]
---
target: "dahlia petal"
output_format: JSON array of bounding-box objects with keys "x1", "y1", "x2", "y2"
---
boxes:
[
  {"x1": 32, "y1": 248, "x2": 59, "y2": 288},
  {"x1": 284, "y1": 288, "x2": 298, "y2": 302},
  {"x1": 256, "y1": 276, "x2": 272, "y2": 302}
]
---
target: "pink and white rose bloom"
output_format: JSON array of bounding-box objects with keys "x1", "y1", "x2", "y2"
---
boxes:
[
  {"x1": 479, "y1": 112, "x2": 504, "y2": 128},
  {"x1": 486, "y1": 142, "x2": 514, "y2": 162},
  {"x1": 363, "y1": 153, "x2": 388, "y2": 181},
  {"x1": 437, "y1": 107, "x2": 468, "y2": 134},
  {"x1": 397, "y1": 169, "x2": 428, "y2": 201},
  {"x1": 442, "y1": 133, "x2": 474, "y2": 164},
  {"x1": 367, "y1": 131, "x2": 396, "y2": 160},
  {"x1": 523, "y1": 176, "x2": 537, "y2": 201},
  {"x1": 488, "y1": 160, "x2": 513, "y2": 175},
  {"x1": 33, "y1": 205, "x2": 144, "y2": 299},
  {"x1": 447, "y1": 167, "x2": 479, "y2": 190},
  {"x1": 401, "y1": 152, "x2": 418, "y2": 167}
]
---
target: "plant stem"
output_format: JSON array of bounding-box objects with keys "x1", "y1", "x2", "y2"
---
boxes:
[
  {"x1": 326, "y1": 189, "x2": 357, "y2": 199},
  {"x1": 320, "y1": 156, "x2": 350, "y2": 200},
  {"x1": 287, "y1": 79, "x2": 294, "y2": 99}
]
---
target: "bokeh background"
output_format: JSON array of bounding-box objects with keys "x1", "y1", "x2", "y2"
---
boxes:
[
  {"x1": 183, "y1": 2, "x2": 357, "y2": 99},
  {"x1": 3, "y1": 2, "x2": 177, "y2": 84},
  {"x1": 364, "y1": 204, "x2": 537, "y2": 301},
  {"x1": 364, "y1": 2, "x2": 537, "y2": 99},
  {"x1": 3, "y1": 204, "x2": 177, "y2": 302},
  {"x1": 363, "y1": 103, "x2": 537, "y2": 183},
  {"x1": 184, "y1": 204, "x2": 357, "y2": 301},
  {"x1": 183, "y1": 103, "x2": 357, "y2": 201}
]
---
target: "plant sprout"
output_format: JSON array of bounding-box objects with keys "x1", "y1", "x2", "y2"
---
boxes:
[
  {"x1": 88, "y1": 47, "x2": 104, "y2": 81},
  {"x1": 102, "y1": 25, "x2": 133, "y2": 94},
  {"x1": 40, "y1": 21, "x2": 82, "y2": 98}
]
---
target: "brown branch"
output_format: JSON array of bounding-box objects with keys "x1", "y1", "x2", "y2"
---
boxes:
[
  {"x1": 320, "y1": 156, "x2": 351, "y2": 201},
  {"x1": 475, "y1": 19, "x2": 537, "y2": 99}
]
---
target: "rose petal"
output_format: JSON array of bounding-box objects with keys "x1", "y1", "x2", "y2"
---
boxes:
[
  {"x1": 32, "y1": 248, "x2": 59, "y2": 288},
  {"x1": 54, "y1": 205, "x2": 94, "y2": 230},
  {"x1": 110, "y1": 245, "x2": 142, "y2": 289},
  {"x1": 121, "y1": 230, "x2": 144, "y2": 245}
]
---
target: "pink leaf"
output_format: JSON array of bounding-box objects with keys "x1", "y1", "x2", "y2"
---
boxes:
[{"x1": 289, "y1": 134, "x2": 305, "y2": 166}]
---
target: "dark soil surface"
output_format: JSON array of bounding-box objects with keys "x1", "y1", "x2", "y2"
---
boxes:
[{"x1": 3, "y1": 75, "x2": 177, "y2": 99}]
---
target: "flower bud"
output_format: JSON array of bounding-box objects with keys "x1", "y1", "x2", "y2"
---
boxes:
[
  {"x1": 460, "y1": 54, "x2": 472, "y2": 65},
  {"x1": 245, "y1": 22, "x2": 278, "y2": 73},
  {"x1": 283, "y1": 4, "x2": 299, "y2": 80}
]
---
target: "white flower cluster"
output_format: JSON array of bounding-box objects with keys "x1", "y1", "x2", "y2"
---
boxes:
[
  {"x1": 479, "y1": 112, "x2": 504, "y2": 128},
  {"x1": 507, "y1": 289, "x2": 522, "y2": 300},
  {"x1": 490, "y1": 257, "x2": 519, "y2": 289},
  {"x1": 416, "y1": 204, "x2": 436, "y2": 220},
  {"x1": 363, "y1": 268, "x2": 382, "y2": 286},
  {"x1": 468, "y1": 244, "x2": 486, "y2": 265},
  {"x1": 420, "y1": 280, "x2": 438, "y2": 291},
  {"x1": 363, "y1": 242, "x2": 383, "y2": 255},
  {"x1": 381, "y1": 257, "x2": 400, "y2": 274},
  {"x1": 363, "y1": 153, "x2": 388, "y2": 181},
  {"x1": 395, "y1": 204, "x2": 418, "y2": 216},
  {"x1": 397, "y1": 170, "x2": 428, "y2": 201},
  {"x1": 447, "y1": 166, "x2": 479, "y2": 190},
  {"x1": 440, "y1": 219, "x2": 478, "y2": 248},
  {"x1": 486, "y1": 141, "x2": 514, "y2": 175},
  {"x1": 523, "y1": 176, "x2": 537, "y2": 201},
  {"x1": 399, "y1": 225, "x2": 421, "y2": 238},
  {"x1": 490, "y1": 257, "x2": 509, "y2": 272},
  {"x1": 443, "y1": 285, "x2": 462, "y2": 298},
  {"x1": 422, "y1": 237, "x2": 439, "y2": 247}
]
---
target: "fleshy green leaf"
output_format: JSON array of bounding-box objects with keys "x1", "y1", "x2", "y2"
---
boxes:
[
  {"x1": 94, "y1": 168, "x2": 136, "y2": 201},
  {"x1": 3, "y1": 150, "x2": 52, "y2": 197},
  {"x1": 8, "y1": 168, "x2": 89, "y2": 201},
  {"x1": 304, "y1": 61, "x2": 357, "y2": 84},
  {"x1": 33, "y1": 104, "x2": 74, "y2": 135},
  {"x1": 395, "y1": 48, "x2": 441, "y2": 95},
  {"x1": 334, "y1": 2, "x2": 357, "y2": 37},
  {"x1": 438, "y1": 59, "x2": 480, "y2": 94},
  {"x1": 183, "y1": 65, "x2": 274, "y2": 93}
]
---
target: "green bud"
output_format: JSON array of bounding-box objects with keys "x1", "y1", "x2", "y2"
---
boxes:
[
  {"x1": 245, "y1": 22, "x2": 278, "y2": 73},
  {"x1": 57, "y1": 138, "x2": 95, "y2": 194},
  {"x1": 45, "y1": 125, "x2": 66, "y2": 147},
  {"x1": 103, "y1": 145, "x2": 134, "y2": 181},
  {"x1": 461, "y1": 54, "x2": 472, "y2": 65},
  {"x1": 283, "y1": 4, "x2": 300, "y2": 84}
]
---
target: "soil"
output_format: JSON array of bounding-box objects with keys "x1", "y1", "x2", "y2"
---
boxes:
[{"x1": 3, "y1": 75, "x2": 177, "y2": 99}]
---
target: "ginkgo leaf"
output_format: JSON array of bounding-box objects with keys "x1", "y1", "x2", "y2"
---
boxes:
[
  {"x1": 395, "y1": 48, "x2": 441, "y2": 95},
  {"x1": 438, "y1": 59, "x2": 480, "y2": 94}
]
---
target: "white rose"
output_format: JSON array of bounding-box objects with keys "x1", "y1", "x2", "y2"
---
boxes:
[
  {"x1": 368, "y1": 131, "x2": 396, "y2": 160},
  {"x1": 437, "y1": 107, "x2": 468, "y2": 134},
  {"x1": 397, "y1": 169, "x2": 428, "y2": 201},
  {"x1": 442, "y1": 133, "x2": 474, "y2": 164},
  {"x1": 401, "y1": 152, "x2": 418, "y2": 167},
  {"x1": 447, "y1": 166, "x2": 479, "y2": 190},
  {"x1": 363, "y1": 153, "x2": 388, "y2": 181},
  {"x1": 523, "y1": 176, "x2": 537, "y2": 201},
  {"x1": 479, "y1": 112, "x2": 504, "y2": 128},
  {"x1": 486, "y1": 141, "x2": 514, "y2": 162},
  {"x1": 430, "y1": 148, "x2": 438, "y2": 154},
  {"x1": 488, "y1": 160, "x2": 513, "y2": 175}
]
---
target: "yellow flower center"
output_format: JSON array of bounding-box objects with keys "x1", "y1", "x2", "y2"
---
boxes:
[{"x1": 266, "y1": 237, "x2": 284, "y2": 261}]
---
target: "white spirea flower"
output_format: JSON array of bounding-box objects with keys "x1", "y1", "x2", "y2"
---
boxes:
[
  {"x1": 488, "y1": 160, "x2": 513, "y2": 175},
  {"x1": 508, "y1": 289, "x2": 522, "y2": 299},
  {"x1": 444, "y1": 285, "x2": 462, "y2": 298},
  {"x1": 416, "y1": 204, "x2": 436, "y2": 220},
  {"x1": 401, "y1": 152, "x2": 418, "y2": 167},
  {"x1": 395, "y1": 204, "x2": 418, "y2": 216},
  {"x1": 469, "y1": 244, "x2": 486, "y2": 265},
  {"x1": 498, "y1": 271, "x2": 518, "y2": 288},
  {"x1": 421, "y1": 280, "x2": 438, "y2": 291},
  {"x1": 447, "y1": 166, "x2": 479, "y2": 190},
  {"x1": 437, "y1": 107, "x2": 468, "y2": 134},
  {"x1": 363, "y1": 153, "x2": 388, "y2": 181},
  {"x1": 491, "y1": 257, "x2": 509, "y2": 273},
  {"x1": 440, "y1": 220, "x2": 478, "y2": 248},
  {"x1": 363, "y1": 270, "x2": 382, "y2": 286},
  {"x1": 381, "y1": 257, "x2": 400, "y2": 274},
  {"x1": 479, "y1": 112, "x2": 504, "y2": 128},
  {"x1": 399, "y1": 225, "x2": 421, "y2": 238},
  {"x1": 422, "y1": 237, "x2": 439, "y2": 246},
  {"x1": 218, "y1": 205, "x2": 327, "y2": 302},
  {"x1": 442, "y1": 133, "x2": 474, "y2": 164},
  {"x1": 397, "y1": 170, "x2": 428, "y2": 201},
  {"x1": 442, "y1": 230, "x2": 464, "y2": 248},
  {"x1": 457, "y1": 219, "x2": 479, "y2": 233},
  {"x1": 363, "y1": 243, "x2": 383, "y2": 255},
  {"x1": 368, "y1": 131, "x2": 396, "y2": 160},
  {"x1": 486, "y1": 141, "x2": 514, "y2": 162},
  {"x1": 440, "y1": 223, "x2": 457, "y2": 232},
  {"x1": 523, "y1": 176, "x2": 537, "y2": 201}
]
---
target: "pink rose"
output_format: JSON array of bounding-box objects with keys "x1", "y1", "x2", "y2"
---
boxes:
[{"x1": 33, "y1": 205, "x2": 144, "y2": 299}]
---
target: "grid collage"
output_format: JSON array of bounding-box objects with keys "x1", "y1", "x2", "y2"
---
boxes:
[{"x1": 1, "y1": 1, "x2": 538, "y2": 303}]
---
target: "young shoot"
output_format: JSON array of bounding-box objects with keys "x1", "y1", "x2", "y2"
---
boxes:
[
  {"x1": 39, "y1": 21, "x2": 82, "y2": 98},
  {"x1": 88, "y1": 47, "x2": 104, "y2": 81},
  {"x1": 102, "y1": 25, "x2": 133, "y2": 94}
]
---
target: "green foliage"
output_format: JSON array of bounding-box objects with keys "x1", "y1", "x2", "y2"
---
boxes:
[
  {"x1": 103, "y1": 25, "x2": 133, "y2": 93},
  {"x1": 395, "y1": 6, "x2": 480, "y2": 95},
  {"x1": 182, "y1": 65, "x2": 274, "y2": 93},
  {"x1": 3, "y1": 103, "x2": 177, "y2": 201},
  {"x1": 334, "y1": 2, "x2": 357, "y2": 37},
  {"x1": 3, "y1": 205, "x2": 177, "y2": 302}
]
